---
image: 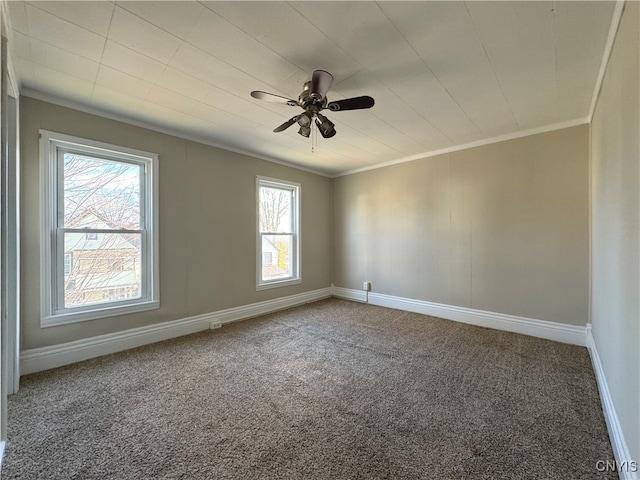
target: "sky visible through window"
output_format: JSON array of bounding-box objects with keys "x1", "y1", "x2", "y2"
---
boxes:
[{"x1": 63, "y1": 154, "x2": 140, "y2": 229}]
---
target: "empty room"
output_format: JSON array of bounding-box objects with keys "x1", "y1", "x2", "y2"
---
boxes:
[{"x1": 0, "y1": 1, "x2": 637, "y2": 479}]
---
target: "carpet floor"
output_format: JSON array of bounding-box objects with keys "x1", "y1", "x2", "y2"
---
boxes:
[{"x1": 2, "y1": 298, "x2": 616, "y2": 479}]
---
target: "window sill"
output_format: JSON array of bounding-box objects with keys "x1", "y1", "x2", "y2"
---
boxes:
[
  {"x1": 256, "y1": 278, "x2": 301, "y2": 291},
  {"x1": 41, "y1": 300, "x2": 160, "y2": 328}
]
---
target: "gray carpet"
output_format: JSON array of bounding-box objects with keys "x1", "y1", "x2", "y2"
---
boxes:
[{"x1": 2, "y1": 298, "x2": 616, "y2": 479}]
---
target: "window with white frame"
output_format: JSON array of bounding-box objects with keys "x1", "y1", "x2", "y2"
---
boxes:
[
  {"x1": 257, "y1": 176, "x2": 300, "y2": 289},
  {"x1": 40, "y1": 131, "x2": 159, "y2": 326}
]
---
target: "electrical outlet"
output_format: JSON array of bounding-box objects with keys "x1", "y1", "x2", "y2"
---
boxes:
[
  {"x1": 210, "y1": 321, "x2": 222, "y2": 329},
  {"x1": 363, "y1": 281, "x2": 371, "y2": 291}
]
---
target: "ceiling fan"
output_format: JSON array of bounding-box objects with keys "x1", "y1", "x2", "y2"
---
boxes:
[{"x1": 250, "y1": 69, "x2": 375, "y2": 139}]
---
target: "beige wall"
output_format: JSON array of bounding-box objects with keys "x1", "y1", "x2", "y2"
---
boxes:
[
  {"x1": 333, "y1": 125, "x2": 589, "y2": 326},
  {"x1": 20, "y1": 97, "x2": 332, "y2": 349},
  {"x1": 591, "y1": 1, "x2": 640, "y2": 464}
]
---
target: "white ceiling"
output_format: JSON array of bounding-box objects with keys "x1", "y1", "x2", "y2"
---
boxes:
[{"x1": 6, "y1": 1, "x2": 615, "y2": 176}]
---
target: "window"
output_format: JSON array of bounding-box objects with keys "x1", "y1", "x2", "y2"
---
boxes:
[
  {"x1": 40, "y1": 131, "x2": 159, "y2": 326},
  {"x1": 257, "y1": 176, "x2": 300, "y2": 290},
  {"x1": 63, "y1": 254, "x2": 72, "y2": 278}
]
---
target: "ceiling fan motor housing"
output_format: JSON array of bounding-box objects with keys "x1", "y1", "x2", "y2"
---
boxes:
[{"x1": 299, "y1": 81, "x2": 328, "y2": 111}]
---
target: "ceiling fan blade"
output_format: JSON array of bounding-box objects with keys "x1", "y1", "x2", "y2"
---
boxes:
[
  {"x1": 327, "y1": 96, "x2": 375, "y2": 111},
  {"x1": 273, "y1": 116, "x2": 298, "y2": 133},
  {"x1": 251, "y1": 91, "x2": 298, "y2": 106},
  {"x1": 309, "y1": 70, "x2": 334, "y2": 101}
]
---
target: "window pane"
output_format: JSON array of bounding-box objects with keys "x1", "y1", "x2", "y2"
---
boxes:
[
  {"x1": 63, "y1": 153, "x2": 141, "y2": 229},
  {"x1": 261, "y1": 234, "x2": 293, "y2": 281},
  {"x1": 259, "y1": 186, "x2": 292, "y2": 233},
  {"x1": 63, "y1": 232, "x2": 142, "y2": 308}
]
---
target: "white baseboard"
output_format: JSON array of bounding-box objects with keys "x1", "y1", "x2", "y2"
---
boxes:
[
  {"x1": 20, "y1": 287, "x2": 332, "y2": 375},
  {"x1": 332, "y1": 287, "x2": 586, "y2": 346},
  {"x1": 587, "y1": 326, "x2": 638, "y2": 480},
  {"x1": 21, "y1": 286, "x2": 586, "y2": 372},
  {"x1": 331, "y1": 285, "x2": 368, "y2": 303}
]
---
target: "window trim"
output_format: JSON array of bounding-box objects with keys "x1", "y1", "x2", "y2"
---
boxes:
[
  {"x1": 256, "y1": 176, "x2": 301, "y2": 290},
  {"x1": 40, "y1": 130, "x2": 159, "y2": 327}
]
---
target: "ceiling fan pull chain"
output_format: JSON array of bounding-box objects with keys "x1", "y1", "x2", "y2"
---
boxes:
[{"x1": 311, "y1": 123, "x2": 317, "y2": 153}]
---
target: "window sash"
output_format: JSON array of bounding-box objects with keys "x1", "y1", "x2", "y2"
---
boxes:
[
  {"x1": 256, "y1": 176, "x2": 301, "y2": 290},
  {"x1": 54, "y1": 229, "x2": 148, "y2": 315},
  {"x1": 40, "y1": 130, "x2": 159, "y2": 326},
  {"x1": 259, "y1": 185, "x2": 295, "y2": 234},
  {"x1": 259, "y1": 232, "x2": 297, "y2": 283},
  {"x1": 56, "y1": 148, "x2": 147, "y2": 230}
]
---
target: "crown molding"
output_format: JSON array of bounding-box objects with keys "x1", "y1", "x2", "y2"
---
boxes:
[
  {"x1": 588, "y1": 1, "x2": 626, "y2": 122},
  {"x1": 21, "y1": 89, "x2": 332, "y2": 178},
  {"x1": 21, "y1": 89, "x2": 593, "y2": 181},
  {"x1": 332, "y1": 117, "x2": 589, "y2": 178}
]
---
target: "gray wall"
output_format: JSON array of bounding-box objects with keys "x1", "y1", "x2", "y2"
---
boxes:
[
  {"x1": 333, "y1": 125, "x2": 589, "y2": 326},
  {"x1": 591, "y1": 1, "x2": 639, "y2": 464},
  {"x1": 21, "y1": 97, "x2": 332, "y2": 349}
]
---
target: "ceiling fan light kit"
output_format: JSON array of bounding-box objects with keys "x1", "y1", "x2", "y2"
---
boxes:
[
  {"x1": 250, "y1": 69, "x2": 375, "y2": 139},
  {"x1": 298, "y1": 126, "x2": 311, "y2": 138},
  {"x1": 297, "y1": 112, "x2": 312, "y2": 128}
]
